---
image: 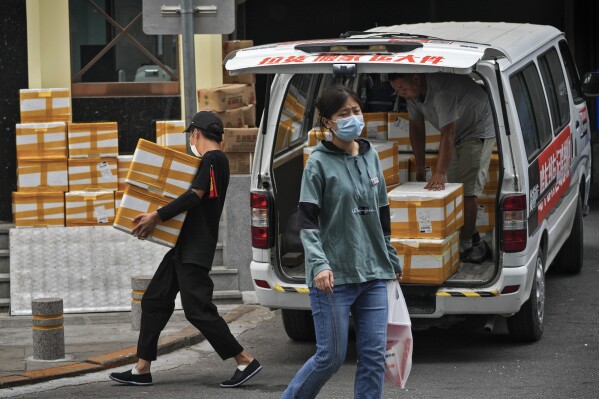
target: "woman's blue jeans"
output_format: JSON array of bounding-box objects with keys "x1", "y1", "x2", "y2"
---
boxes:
[{"x1": 281, "y1": 279, "x2": 388, "y2": 399}]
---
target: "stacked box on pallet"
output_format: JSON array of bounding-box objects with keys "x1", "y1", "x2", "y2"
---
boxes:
[
  {"x1": 19, "y1": 89, "x2": 71, "y2": 124},
  {"x1": 65, "y1": 190, "x2": 115, "y2": 226},
  {"x1": 387, "y1": 112, "x2": 441, "y2": 152},
  {"x1": 67, "y1": 158, "x2": 118, "y2": 191},
  {"x1": 12, "y1": 192, "x2": 65, "y2": 227},
  {"x1": 388, "y1": 182, "x2": 464, "y2": 284},
  {"x1": 67, "y1": 122, "x2": 118, "y2": 158},
  {"x1": 113, "y1": 139, "x2": 200, "y2": 247}
]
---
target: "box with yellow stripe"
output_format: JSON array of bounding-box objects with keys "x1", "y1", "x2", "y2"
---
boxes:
[
  {"x1": 19, "y1": 88, "x2": 71, "y2": 123},
  {"x1": 12, "y1": 192, "x2": 66, "y2": 227},
  {"x1": 68, "y1": 158, "x2": 118, "y2": 191},
  {"x1": 16, "y1": 123, "x2": 67, "y2": 160},
  {"x1": 67, "y1": 122, "x2": 119, "y2": 158},
  {"x1": 65, "y1": 190, "x2": 115, "y2": 226}
]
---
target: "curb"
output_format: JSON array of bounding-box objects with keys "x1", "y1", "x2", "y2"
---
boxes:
[{"x1": 0, "y1": 305, "x2": 257, "y2": 390}]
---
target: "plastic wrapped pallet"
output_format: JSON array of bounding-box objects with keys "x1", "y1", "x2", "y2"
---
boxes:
[
  {"x1": 12, "y1": 192, "x2": 65, "y2": 228},
  {"x1": 16, "y1": 123, "x2": 67, "y2": 160},
  {"x1": 387, "y1": 112, "x2": 441, "y2": 152},
  {"x1": 481, "y1": 153, "x2": 500, "y2": 198},
  {"x1": 363, "y1": 112, "x2": 388, "y2": 140},
  {"x1": 19, "y1": 88, "x2": 71, "y2": 123},
  {"x1": 68, "y1": 158, "x2": 118, "y2": 191},
  {"x1": 17, "y1": 157, "x2": 68, "y2": 193},
  {"x1": 113, "y1": 184, "x2": 185, "y2": 247},
  {"x1": 65, "y1": 190, "x2": 115, "y2": 226},
  {"x1": 391, "y1": 231, "x2": 460, "y2": 284},
  {"x1": 117, "y1": 155, "x2": 133, "y2": 191},
  {"x1": 155, "y1": 120, "x2": 186, "y2": 153},
  {"x1": 408, "y1": 154, "x2": 438, "y2": 182},
  {"x1": 67, "y1": 122, "x2": 118, "y2": 158},
  {"x1": 125, "y1": 139, "x2": 200, "y2": 199},
  {"x1": 388, "y1": 182, "x2": 464, "y2": 239}
]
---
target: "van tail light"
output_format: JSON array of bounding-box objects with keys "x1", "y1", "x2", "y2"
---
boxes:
[
  {"x1": 251, "y1": 191, "x2": 274, "y2": 249},
  {"x1": 501, "y1": 194, "x2": 527, "y2": 252}
]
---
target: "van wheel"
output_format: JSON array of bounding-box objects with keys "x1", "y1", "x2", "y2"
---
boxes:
[
  {"x1": 507, "y1": 250, "x2": 545, "y2": 342},
  {"x1": 282, "y1": 309, "x2": 316, "y2": 341},
  {"x1": 553, "y1": 196, "x2": 583, "y2": 274}
]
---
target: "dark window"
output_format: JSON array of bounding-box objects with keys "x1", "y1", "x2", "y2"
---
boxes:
[
  {"x1": 558, "y1": 40, "x2": 584, "y2": 104},
  {"x1": 510, "y1": 63, "x2": 552, "y2": 161},
  {"x1": 538, "y1": 48, "x2": 570, "y2": 133}
]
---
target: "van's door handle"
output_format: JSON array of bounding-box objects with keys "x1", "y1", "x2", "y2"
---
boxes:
[{"x1": 575, "y1": 120, "x2": 580, "y2": 128}]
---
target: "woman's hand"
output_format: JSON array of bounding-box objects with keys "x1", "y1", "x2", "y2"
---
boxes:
[
  {"x1": 131, "y1": 211, "x2": 160, "y2": 240},
  {"x1": 314, "y1": 270, "x2": 334, "y2": 294}
]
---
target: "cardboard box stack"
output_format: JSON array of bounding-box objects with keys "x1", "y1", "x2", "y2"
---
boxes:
[
  {"x1": 222, "y1": 40, "x2": 255, "y2": 84},
  {"x1": 113, "y1": 139, "x2": 200, "y2": 247},
  {"x1": 388, "y1": 182, "x2": 464, "y2": 284}
]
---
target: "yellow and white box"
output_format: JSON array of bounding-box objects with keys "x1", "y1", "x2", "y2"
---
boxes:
[
  {"x1": 388, "y1": 182, "x2": 464, "y2": 239},
  {"x1": 126, "y1": 139, "x2": 200, "y2": 199},
  {"x1": 408, "y1": 154, "x2": 439, "y2": 182},
  {"x1": 387, "y1": 112, "x2": 441, "y2": 152},
  {"x1": 117, "y1": 155, "x2": 133, "y2": 191},
  {"x1": 308, "y1": 128, "x2": 327, "y2": 146},
  {"x1": 19, "y1": 88, "x2": 71, "y2": 123},
  {"x1": 16, "y1": 123, "x2": 67, "y2": 160},
  {"x1": 363, "y1": 113, "x2": 388, "y2": 140},
  {"x1": 65, "y1": 190, "x2": 115, "y2": 227},
  {"x1": 370, "y1": 140, "x2": 399, "y2": 186},
  {"x1": 476, "y1": 197, "x2": 496, "y2": 234},
  {"x1": 17, "y1": 157, "x2": 68, "y2": 193},
  {"x1": 68, "y1": 158, "x2": 118, "y2": 191},
  {"x1": 398, "y1": 154, "x2": 411, "y2": 184},
  {"x1": 482, "y1": 153, "x2": 500, "y2": 198},
  {"x1": 12, "y1": 192, "x2": 65, "y2": 228},
  {"x1": 115, "y1": 190, "x2": 124, "y2": 211},
  {"x1": 391, "y1": 230, "x2": 460, "y2": 284},
  {"x1": 67, "y1": 122, "x2": 118, "y2": 158},
  {"x1": 155, "y1": 120, "x2": 186, "y2": 153},
  {"x1": 113, "y1": 184, "x2": 186, "y2": 247}
]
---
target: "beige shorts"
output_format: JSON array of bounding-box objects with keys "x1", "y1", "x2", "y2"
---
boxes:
[{"x1": 447, "y1": 138, "x2": 495, "y2": 197}]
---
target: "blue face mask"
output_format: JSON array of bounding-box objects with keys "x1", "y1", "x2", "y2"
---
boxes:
[{"x1": 332, "y1": 114, "x2": 365, "y2": 142}]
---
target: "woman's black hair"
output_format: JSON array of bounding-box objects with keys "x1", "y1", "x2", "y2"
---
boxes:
[
  {"x1": 197, "y1": 123, "x2": 223, "y2": 143},
  {"x1": 315, "y1": 85, "x2": 363, "y2": 129}
]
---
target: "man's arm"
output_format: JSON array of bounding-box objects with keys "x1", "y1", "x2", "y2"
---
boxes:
[
  {"x1": 425, "y1": 121, "x2": 456, "y2": 191},
  {"x1": 409, "y1": 115, "x2": 427, "y2": 181}
]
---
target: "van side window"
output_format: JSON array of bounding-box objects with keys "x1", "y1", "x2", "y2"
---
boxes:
[
  {"x1": 274, "y1": 74, "x2": 315, "y2": 155},
  {"x1": 538, "y1": 48, "x2": 571, "y2": 134},
  {"x1": 558, "y1": 40, "x2": 584, "y2": 104},
  {"x1": 510, "y1": 64, "x2": 552, "y2": 161}
]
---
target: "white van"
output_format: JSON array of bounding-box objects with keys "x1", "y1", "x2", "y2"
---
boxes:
[{"x1": 225, "y1": 22, "x2": 599, "y2": 342}]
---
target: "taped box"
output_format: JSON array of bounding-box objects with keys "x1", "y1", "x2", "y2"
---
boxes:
[
  {"x1": 387, "y1": 112, "x2": 441, "y2": 152},
  {"x1": 242, "y1": 104, "x2": 256, "y2": 127},
  {"x1": 388, "y1": 182, "x2": 464, "y2": 239},
  {"x1": 398, "y1": 154, "x2": 411, "y2": 184},
  {"x1": 113, "y1": 184, "x2": 185, "y2": 247},
  {"x1": 308, "y1": 128, "x2": 327, "y2": 146},
  {"x1": 244, "y1": 84, "x2": 256, "y2": 105},
  {"x1": 476, "y1": 197, "x2": 496, "y2": 234},
  {"x1": 12, "y1": 192, "x2": 65, "y2": 228},
  {"x1": 391, "y1": 230, "x2": 460, "y2": 284},
  {"x1": 115, "y1": 190, "x2": 124, "y2": 211},
  {"x1": 387, "y1": 183, "x2": 401, "y2": 193},
  {"x1": 126, "y1": 139, "x2": 200, "y2": 199},
  {"x1": 214, "y1": 108, "x2": 245, "y2": 128},
  {"x1": 16, "y1": 122, "x2": 67, "y2": 160},
  {"x1": 19, "y1": 88, "x2": 71, "y2": 123},
  {"x1": 363, "y1": 112, "x2": 388, "y2": 140},
  {"x1": 117, "y1": 155, "x2": 133, "y2": 191},
  {"x1": 155, "y1": 120, "x2": 186, "y2": 153},
  {"x1": 223, "y1": 128, "x2": 258, "y2": 152},
  {"x1": 222, "y1": 39, "x2": 254, "y2": 56},
  {"x1": 482, "y1": 153, "x2": 500, "y2": 198},
  {"x1": 17, "y1": 157, "x2": 68, "y2": 193},
  {"x1": 68, "y1": 158, "x2": 118, "y2": 191},
  {"x1": 370, "y1": 140, "x2": 399, "y2": 185},
  {"x1": 408, "y1": 154, "x2": 439, "y2": 182},
  {"x1": 198, "y1": 84, "x2": 246, "y2": 112},
  {"x1": 67, "y1": 122, "x2": 118, "y2": 158},
  {"x1": 228, "y1": 152, "x2": 252, "y2": 174},
  {"x1": 65, "y1": 190, "x2": 115, "y2": 226}
]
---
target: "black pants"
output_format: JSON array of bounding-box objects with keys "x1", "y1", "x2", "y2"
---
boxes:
[{"x1": 137, "y1": 249, "x2": 243, "y2": 361}]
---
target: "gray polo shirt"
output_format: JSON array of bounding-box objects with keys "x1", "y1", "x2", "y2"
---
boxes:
[{"x1": 407, "y1": 73, "x2": 495, "y2": 144}]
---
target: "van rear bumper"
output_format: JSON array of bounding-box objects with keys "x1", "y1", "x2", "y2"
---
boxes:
[
  {"x1": 250, "y1": 261, "x2": 532, "y2": 316},
  {"x1": 250, "y1": 261, "x2": 311, "y2": 310}
]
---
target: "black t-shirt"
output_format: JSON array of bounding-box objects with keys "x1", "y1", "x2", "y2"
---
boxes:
[{"x1": 168, "y1": 150, "x2": 229, "y2": 268}]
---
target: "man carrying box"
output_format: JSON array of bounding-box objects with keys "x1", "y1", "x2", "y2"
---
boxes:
[
  {"x1": 109, "y1": 112, "x2": 262, "y2": 388},
  {"x1": 388, "y1": 73, "x2": 494, "y2": 263}
]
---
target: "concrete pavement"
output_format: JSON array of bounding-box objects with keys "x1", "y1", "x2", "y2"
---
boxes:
[{"x1": 0, "y1": 304, "x2": 259, "y2": 389}]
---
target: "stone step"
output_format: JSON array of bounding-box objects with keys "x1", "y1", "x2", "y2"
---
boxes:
[
  {"x1": 0, "y1": 297, "x2": 9, "y2": 310},
  {"x1": 212, "y1": 289, "x2": 243, "y2": 305},
  {"x1": 213, "y1": 243, "x2": 224, "y2": 267},
  {"x1": 0, "y1": 226, "x2": 9, "y2": 250},
  {"x1": 0, "y1": 273, "x2": 9, "y2": 300},
  {"x1": 209, "y1": 267, "x2": 239, "y2": 291},
  {"x1": 0, "y1": 249, "x2": 9, "y2": 274}
]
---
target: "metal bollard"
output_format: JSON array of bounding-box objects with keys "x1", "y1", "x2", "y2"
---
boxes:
[
  {"x1": 131, "y1": 275, "x2": 153, "y2": 331},
  {"x1": 32, "y1": 298, "x2": 65, "y2": 360}
]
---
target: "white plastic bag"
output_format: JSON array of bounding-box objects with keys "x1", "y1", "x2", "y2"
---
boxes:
[{"x1": 384, "y1": 279, "x2": 413, "y2": 388}]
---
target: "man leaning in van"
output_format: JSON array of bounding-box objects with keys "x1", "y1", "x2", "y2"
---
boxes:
[{"x1": 389, "y1": 73, "x2": 494, "y2": 263}]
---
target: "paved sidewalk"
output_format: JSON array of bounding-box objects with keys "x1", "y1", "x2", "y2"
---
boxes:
[{"x1": 0, "y1": 304, "x2": 257, "y2": 389}]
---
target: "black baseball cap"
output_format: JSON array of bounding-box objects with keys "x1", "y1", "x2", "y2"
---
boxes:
[{"x1": 184, "y1": 111, "x2": 224, "y2": 134}]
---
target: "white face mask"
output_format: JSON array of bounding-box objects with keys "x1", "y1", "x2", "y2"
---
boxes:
[{"x1": 190, "y1": 133, "x2": 201, "y2": 157}]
